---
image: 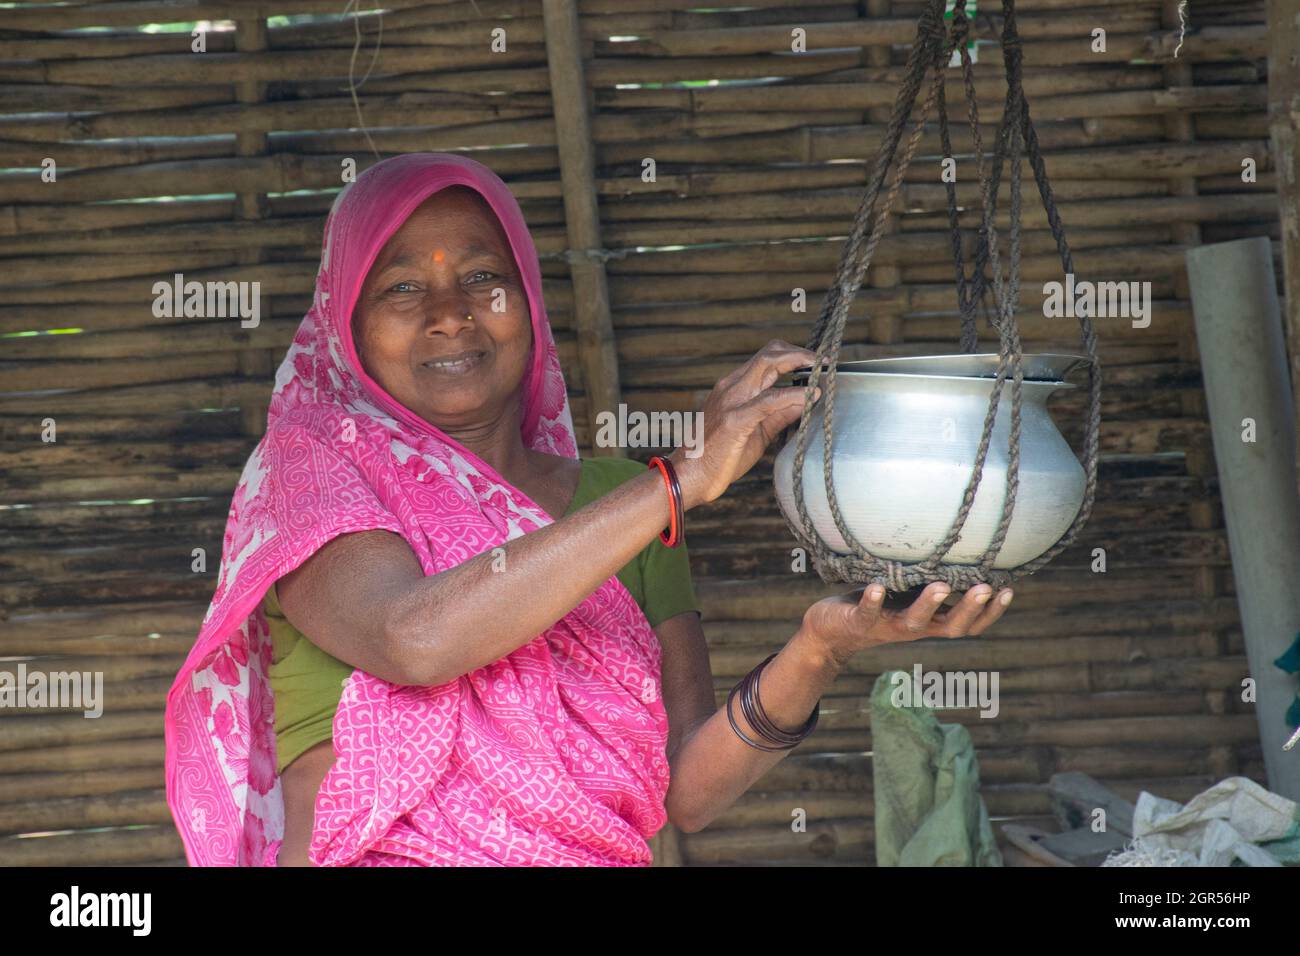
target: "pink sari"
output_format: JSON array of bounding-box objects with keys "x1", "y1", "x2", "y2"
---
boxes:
[{"x1": 164, "y1": 152, "x2": 671, "y2": 866}]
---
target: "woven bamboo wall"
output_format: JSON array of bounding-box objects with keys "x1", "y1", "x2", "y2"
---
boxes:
[{"x1": 0, "y1": 0, "x2": 1280, "y2": 866}]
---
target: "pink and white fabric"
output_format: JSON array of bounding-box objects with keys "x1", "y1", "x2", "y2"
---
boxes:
[{"x1": 164, "y1": 152, "x2": 671, "y2": 866}]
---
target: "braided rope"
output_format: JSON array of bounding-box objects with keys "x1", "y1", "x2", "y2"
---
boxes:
[{"x1": 783, "y1": 0, "x2": 1102, "y2": 592}]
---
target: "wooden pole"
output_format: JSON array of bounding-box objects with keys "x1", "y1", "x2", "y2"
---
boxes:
[
  {"x1": 1267, "y1": 0, "x2": 1300, "y2": 490},
  {"x1": 541, "y1": 0, "x2": 624, "y2": 458}
]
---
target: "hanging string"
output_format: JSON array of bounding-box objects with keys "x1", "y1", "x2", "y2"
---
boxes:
[{"x1": 343, "y1": 0, "x2": 385, "y2": 161}]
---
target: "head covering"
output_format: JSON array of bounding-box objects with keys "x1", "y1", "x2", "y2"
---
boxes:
[{"x1": 164, "y1": 152, "x2": 670, "y2": 866}]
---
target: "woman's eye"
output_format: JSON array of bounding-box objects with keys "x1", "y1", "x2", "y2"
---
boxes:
[
  {"x1": 468, "y1": 270, "x2": 496, "y2": 283},
  {"x1": 389, "y1": 281, "x2": 416, "y2": 293}
]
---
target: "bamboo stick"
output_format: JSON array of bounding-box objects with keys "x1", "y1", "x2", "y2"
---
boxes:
[
  {"x1": 1188, "y1": 113, "x2": 1272, "y2": 138},
  {"x1": 0, "y1": 94, "x2": 550, "y2": 142},
  {"x1": 3, "y1": 436, "x2": 250, "y2": 472},
  {"x1": 680, "y1": 819, "x2": 870, "y2": 865},
  {"x1": 599, "y1": 69, "x2": 1167, "y2": 114},
  {"x1": 614, "y1": 21, "x2": 1260, "y2": 64},
  {"x1": 0, "y1": 654, "x2": 184, "y2": 683},
  {"x1": 617, "y1": 14, "x2": 1154, "y2": 58},
  {"x1": 705, "y1": 790, "x2": 870, "y2": 830},
  {"x1": 0, "y1": 711, "x2": 161, "y2": 754},
  {"x1": 0, "y1": 826, "x2": 182, "y2": 867},
  {"x1": 0, "y1": 134, "x2": 1263, "y2": 205},
  {"x1": 6, "y1": 188, "x2": 1264, "y2": 263},
  {"x1": 1, "y1": 250, "x2": 322, "y2": 293},
  {"x1": 0, "y1": 789, "x2": 170, "y2": 837},
  {"x1": 0, "y1": 197, "x2": 235, "y2": 240},
  {"x1": 0, "y1": 470, "x2": 244, "y2": 506},
  {"x1": 0, "y1": 0, "x2": 445, "y2": 30},
  {"x1": 542, "y1": 0, "x2": 624, "y2": 458},
  {"x1": 0, "y1": 632, "x2": 197, "y2": 659},
  {"x1": 0, "y1": 106, "x2": 1164, "y2": 170},
  {"x1": 0, "y1": 767, "x2": 163, "y2": 804},
  {"x1": 0, "y1": 412, "x2": 243, "y2": 443},
  {"x1": 0, "y1": 83, "x2": 232, "y2": 114},
  {"x1": 0, "y1": 43, "x2": 550, "y2": 87},
  {"x1": 0, "y1": 151, "x2": 560, "y2": 205},
  {"x1": 0, "y1": 378, "x2": 266, "y2": 415},
  {"x1": 3, "y1": 107, "x2": 1166, "y2": 179},
  {"x1": 686, "y1": 523, "x2": 1226, "y2": 580},
  {"x1": 0, "y1": 354, "x2": 241, "y2": 395},
  {"x1": 754, "y1": 752, "x2": 870, "y2": 792},
  {"x1": 1, "y1": 577, "x2": 215, "y2": 612},
  {"x1": 0, "y1": 216, "x2": 321, "y2": 257},
  {"x1": 693, "y1": 556, "x2": 1204, "y2": 617}
]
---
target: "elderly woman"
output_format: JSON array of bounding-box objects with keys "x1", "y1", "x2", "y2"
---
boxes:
[{"x1": 165, "y1": 152, "x2": 1011, "y2": 867}]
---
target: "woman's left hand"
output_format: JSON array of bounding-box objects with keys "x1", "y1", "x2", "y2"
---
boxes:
[{"x1": 799, "y1": 581, "x2": 1013, "y2": 669}]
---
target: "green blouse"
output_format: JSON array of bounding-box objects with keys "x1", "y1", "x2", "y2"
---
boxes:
[{"x1": 262, "y1": 456, "x2": 700, "y2": 773}]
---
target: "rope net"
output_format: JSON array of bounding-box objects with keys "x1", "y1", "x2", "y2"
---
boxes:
[{"x1": 782, "y1": 0, "x2": 1102, "y2": 592}]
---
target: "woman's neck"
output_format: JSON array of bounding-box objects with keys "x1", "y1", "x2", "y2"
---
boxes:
[{"x1": 440, "y1": 412, "x2": 537, "y2": 481}]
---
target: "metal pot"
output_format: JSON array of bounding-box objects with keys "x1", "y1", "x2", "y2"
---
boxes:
[{"x1": 773, "y1": 356, "x2": 1087, "y2": 569}]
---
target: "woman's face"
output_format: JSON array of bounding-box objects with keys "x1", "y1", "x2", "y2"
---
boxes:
[{"x1": 352, "y1": 185, "x2": 533, "y2": 431}]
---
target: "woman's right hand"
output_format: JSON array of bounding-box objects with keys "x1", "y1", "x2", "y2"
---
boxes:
[{"x1": 670, "y1": 339, "x2": 825, "y2": 508}]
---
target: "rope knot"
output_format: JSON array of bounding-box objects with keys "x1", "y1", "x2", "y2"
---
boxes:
[{"x1": 920, "y1": 7, "x2": 948, "y2": 45}]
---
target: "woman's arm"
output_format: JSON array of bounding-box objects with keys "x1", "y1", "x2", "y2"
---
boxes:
[
  {"x1": 277, "y1": 453, "x2": 690, "y2": 687},
  {"x1": 653, "y1": 611, "x2": 716, "y2": 762},
  {"x1": 659, "y1": 583, "x2": 1013, "y2": 833},
  {"x1": 655, "y1": 611, "x2": 838, "y2": 834},
  {"x1": 278, "y1": 339, "x2": 820, "y2": 688}
]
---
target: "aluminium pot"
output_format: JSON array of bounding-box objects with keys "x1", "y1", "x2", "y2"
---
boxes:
[{"x1": 773, "y1": 356, "x2": 1087, "y2": 569}]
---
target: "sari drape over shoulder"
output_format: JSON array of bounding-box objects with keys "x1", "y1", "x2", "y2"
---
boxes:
[{"x1": 164, "y1": 152, "x2": 671, "y2": 866}]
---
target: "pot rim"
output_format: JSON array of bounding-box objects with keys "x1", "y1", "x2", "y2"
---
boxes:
[
  {"x1": 790, "y1": 369, "x2": 1078, "y2": 390},
  {"x1": 793, "y1": 352, "x2": 1092, "y2": 381}
]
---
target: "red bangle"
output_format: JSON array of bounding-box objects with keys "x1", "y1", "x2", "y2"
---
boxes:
[{"x1": 647, "y1": 455, "x2": 684, "y2": 547}]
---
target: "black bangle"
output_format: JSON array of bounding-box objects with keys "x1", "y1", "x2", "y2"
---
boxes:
[
  {"x1": 726, "y1": 653, "x2": 821, "y2": 752},
  {"x1": 664, "y1": 456, "x2": 683, "y2": 547},
  {"x1": 727, "y1": 680, "x2": 789, "y2": 752},
  {"x1": 745, "y1": 653, "x2": 818, "y2": 745}
]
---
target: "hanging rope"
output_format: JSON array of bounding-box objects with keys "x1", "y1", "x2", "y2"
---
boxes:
[{"x1": 782, "y1": 0, "x2": 1102, "y2": 592}]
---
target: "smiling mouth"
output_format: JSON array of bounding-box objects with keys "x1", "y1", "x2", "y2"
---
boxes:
[{"x1": 422, "y1": 350, "x2": 487, "y2": 374}]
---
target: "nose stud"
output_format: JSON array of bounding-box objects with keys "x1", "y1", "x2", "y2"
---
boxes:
[{"x1": 466, "y1": 314, "x2": 474, "y2": 322}]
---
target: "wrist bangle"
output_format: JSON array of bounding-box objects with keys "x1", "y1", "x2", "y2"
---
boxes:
[
  {"x1": 726, "y1": 653, "x2": 821, "y2": 752},
  {"x1": 647, "y1": 455, "x2": 685, "y2": 548}
]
